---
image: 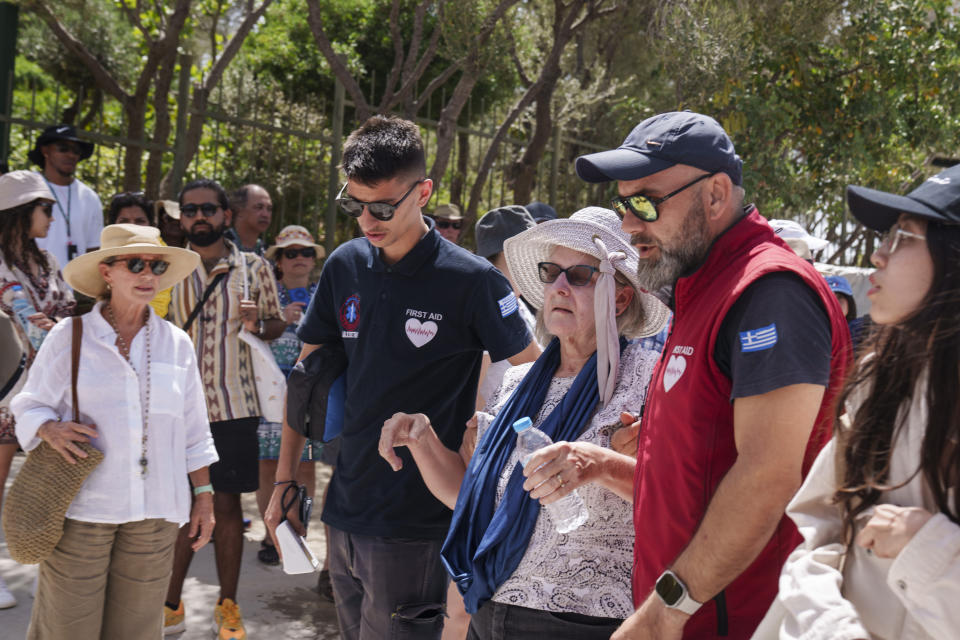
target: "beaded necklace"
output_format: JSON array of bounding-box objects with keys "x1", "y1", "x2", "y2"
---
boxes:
[{"x1": 105, "y1": 304, "x2": 152, "y2": 476}]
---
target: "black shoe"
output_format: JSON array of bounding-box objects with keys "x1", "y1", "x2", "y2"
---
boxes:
[
  {"x1": 257, "y1": 540, "x2": 280, "y2": 566},
  {"x1": 317, "y1": 569, "x2": 335, "y2": 602}
]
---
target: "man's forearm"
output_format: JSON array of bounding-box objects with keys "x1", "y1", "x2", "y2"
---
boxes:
[
  {"x1": 668, "y1": 458, "x2": 801, "y2": 603},
  {"x1": 276, "y1": 421, "x2": 308, "y2": 482}
]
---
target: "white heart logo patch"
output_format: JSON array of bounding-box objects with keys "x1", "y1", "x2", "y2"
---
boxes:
[
  {"x1": 663, "y1": 355, "x2": 686, "y2": 392},
  {"x1": 405, "y1": 319, "x2": 438, "y2": 348}
]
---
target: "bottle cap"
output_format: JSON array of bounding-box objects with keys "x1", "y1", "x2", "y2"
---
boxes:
[{"x1": 512, "y1": 417, "x2": 532, "y2": 433}]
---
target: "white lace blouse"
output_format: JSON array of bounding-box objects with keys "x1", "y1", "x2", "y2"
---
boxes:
[{"x1": 476, "y1": 340, "x2": 659, "y2": 619}]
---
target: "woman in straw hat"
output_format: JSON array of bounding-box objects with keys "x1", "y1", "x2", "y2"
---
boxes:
[
  {"x1": 11, "y1": 224, "x2": 219, "y2": 640},
  {"x1": 254, "y1": 225, "x2": 327, "y2": 572},
  {"x1": 378, "y1": 207, "x2": 670, "y2": 638},
  {"x1": 0, "y1": 170, "x2": 76, "y2": 609}
]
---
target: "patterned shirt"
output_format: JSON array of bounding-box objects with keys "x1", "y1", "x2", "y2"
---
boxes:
[
  {"x1": 168, "y1": 239, "x2": 282, "y2": 422},
  {"x1": 271, "y1": 281, "x2": 319, "y2": 376},
  {"x1": 476, "y1": 341, "x2": 659, "y2": 619}
]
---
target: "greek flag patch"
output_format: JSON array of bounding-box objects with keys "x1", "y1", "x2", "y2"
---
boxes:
[
  {"x1": 498, "y1": 292, "x2": 518, "y2": 318},
  {"x1": 739, "y1": 323, "x2": 778, "y2": 352}
]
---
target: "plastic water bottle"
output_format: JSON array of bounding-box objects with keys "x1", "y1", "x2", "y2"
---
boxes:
[
  {"x1": 9, "y1": 285, "x2": 46, "y2": 350},
  {"x1": 513, "y1": 416, "x2": 588, "y2": 533}
]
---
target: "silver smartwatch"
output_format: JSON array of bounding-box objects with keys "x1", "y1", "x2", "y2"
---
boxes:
[{"x1": 655, "y1": 570, "x2": 703, "y2": 615}]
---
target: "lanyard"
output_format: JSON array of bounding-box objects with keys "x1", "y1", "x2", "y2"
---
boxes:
[{"x1": 43, "y1": 177, "x2": 73, "y2": 239}]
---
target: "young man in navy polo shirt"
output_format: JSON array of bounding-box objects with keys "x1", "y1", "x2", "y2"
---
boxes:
[{"x1": 265, "y1": 116, "x2": 538, "y2": 640}]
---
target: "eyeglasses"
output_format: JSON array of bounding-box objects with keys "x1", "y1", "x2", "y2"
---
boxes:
[
  {"x1": 435, "y1": 219, "x2": 462, "y2": 230},
  {"x1": 282, "y1": 247, "x2": 318, "y2": 259},
  {"x1": 610, "y1": 172, "x2": 716, "y2": 222},
  {"x1": 537, "y1": 262, "x2": 599, "y2": 286},
  {"x1": 877, "y1": 224, "x2": 926, "y2": 255},
  {"x1": 53, "y1": 142, "x2": 83, "y2": 156},
  {"x1": 104, "y1": 257, "x2": 170, "y2": 275},
  {"x1": 336, "y1": 180, "x2": 424, "y2": 221},
  {"x1": 37, "y1": 202, "x2": 53, "y2": 217},
  {"x1": 179, "y1": 202, "x2": 221, "y2": 218}
]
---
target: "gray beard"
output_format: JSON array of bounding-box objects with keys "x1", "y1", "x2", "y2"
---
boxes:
[{"x1": 632, "y1": 201, "x2": 712, "y2": 292}]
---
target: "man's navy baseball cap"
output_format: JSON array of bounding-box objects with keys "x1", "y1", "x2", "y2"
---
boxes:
[
  {"x1": 575, "y1": 111, "x2": 743, "y2": 186},
  {"x1": 847, "y1": 164, "x2": 960, "y2": 231}
]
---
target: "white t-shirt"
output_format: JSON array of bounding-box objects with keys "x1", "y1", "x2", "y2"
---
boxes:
[{"x1": 34, "y1": 175, "x2": 103, "y2": 269}]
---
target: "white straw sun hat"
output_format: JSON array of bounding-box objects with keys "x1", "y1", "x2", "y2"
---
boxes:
[
  {"x1": 265, "y1": 225, "x2": 326, "y2": 261},
  {"x1": 503, "y1": 206, "x2": 670, "y2": 405},
  {"x1": 503, "y1": 206, "x2": 669, "y2": 336},
  {"x1": 63, "y1": 224, "x2": 200, "y2": 298}
]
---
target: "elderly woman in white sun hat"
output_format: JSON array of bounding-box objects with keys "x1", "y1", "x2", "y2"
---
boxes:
[
  {"x1": 377, "y1": 206, "x2": 670, "y2": 639},
  {"x1": 11, "y1": 224, "x2": 218, "y2": 640}
]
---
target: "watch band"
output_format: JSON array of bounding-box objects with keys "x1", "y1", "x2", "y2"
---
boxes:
[
  {"x1": 192, "y1": 483, "x2": 214, "y2": 496},
  {"x1": 655, "y1": 570, "x2": 703, "y2": 615}
]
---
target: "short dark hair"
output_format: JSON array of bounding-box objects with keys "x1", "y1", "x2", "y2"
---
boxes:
[
  {"x1": 228, "y1": 184, "x2": 268, "y2": 214},
  {"x1": 341, "y1": 116, "x2": 425, "y2": 185},
  {"x1": 108, "y1": 192, "x2": 153, "y2": 225},
  {"x1": 179, "y1": 178, "x2": 229, "y2": 211}
]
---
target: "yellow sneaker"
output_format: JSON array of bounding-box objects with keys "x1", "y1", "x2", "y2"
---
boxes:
[
  {"x1": 163, "y1": 600, "x2": 185, "y2": 635},
  {"x1": 213, "y1": 598, "x2": 247, "y2": 640}
]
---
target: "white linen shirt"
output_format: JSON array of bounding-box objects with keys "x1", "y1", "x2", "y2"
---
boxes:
[{"x1": 12, "y1": 302, "x2": 218, "y2": 525}]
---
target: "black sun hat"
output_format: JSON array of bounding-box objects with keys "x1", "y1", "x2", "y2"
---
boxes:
[
  {"x1": 27, "y1": 124, "x2": 95, "y2": 167},
  {"x1": 847, "y1": 164, "x2": 960, "y2": 231}
]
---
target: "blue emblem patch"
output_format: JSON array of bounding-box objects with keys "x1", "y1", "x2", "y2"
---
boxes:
[
  {"x1": 739, "y1": 323, "x2": 778, "y2": 353},
  {"x1": 498, "y1": 292, "x2": 518, "y2": 318}
]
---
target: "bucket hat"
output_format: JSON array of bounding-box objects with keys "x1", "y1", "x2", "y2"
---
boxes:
[
  {"x1": 475, "y1": 205, "x2": 536, "y2": 259},
  {"x1": 63, "y1": 224, "x2": 200, "y2": 297},
  {"x1": 432, "y1": 203, "x2": 462, "y2": 220},
  {"x1": 27, "y1": 124, "x2": 95, "y2": 167},
  {"x1": 265, "y1": 225, "x2": 325, "y2": 261},
  {"x1": 0, "y1": 171, "x2": 55, "y2": 211}
]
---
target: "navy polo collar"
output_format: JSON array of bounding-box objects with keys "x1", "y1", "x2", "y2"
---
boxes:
[{"x1": 367, "y1": 215, "x2": 441, "y2": 275}]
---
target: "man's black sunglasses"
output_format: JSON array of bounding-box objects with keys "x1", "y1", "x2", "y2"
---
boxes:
[
  {"x1": 282, "y1": 247, "x2": 318, "y2": 260},
  {"x1": 336, "y1": 180, "x2": 424, "y2": 222},
  {"x1": 610, "y1": 172, "x2": 716, "y2": 222},
  {"x1": 537, "y1": 262, "x2": 599, "y2": 287},
  {"x1": 179, "y1": 202, "x2": 221, "y2": 218},
  {"x1": 104, "y1": 256, "x2": 170, "y2": 275}
]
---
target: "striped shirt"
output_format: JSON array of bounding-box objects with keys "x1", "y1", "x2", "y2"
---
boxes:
[{"x1": 168, "y1": 239, "x2": 282, "y2": 422}]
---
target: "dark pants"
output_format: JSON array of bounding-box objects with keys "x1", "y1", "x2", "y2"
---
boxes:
[
  {"x1": 467, "y1": 600, "x2": 622, "y2": 640},
  {"x1": 328, "y1": 526, "x2": 448, "y2": 640}
]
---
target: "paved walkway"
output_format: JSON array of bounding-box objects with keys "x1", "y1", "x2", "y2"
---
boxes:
[{"x1": 0, "y1": 455, "x2": 342, "y2": 638}]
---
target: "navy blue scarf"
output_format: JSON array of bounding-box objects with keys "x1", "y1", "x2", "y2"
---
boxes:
[{"x1": 440, "y1": 338, "x2": 600, "y2": 613}]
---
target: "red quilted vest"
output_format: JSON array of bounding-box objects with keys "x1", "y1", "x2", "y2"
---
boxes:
[{"x1": 632, "y1": 208, "x2": 852, "y2": 638}]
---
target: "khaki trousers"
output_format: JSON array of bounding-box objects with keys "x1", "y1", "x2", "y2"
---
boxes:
[{"x1": 28, "y1": 517, "x2": 179, "y2": 640}]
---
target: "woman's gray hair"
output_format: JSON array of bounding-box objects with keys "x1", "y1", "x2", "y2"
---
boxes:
[{"x1": 534, "y1": 277, "x2": 647, "y2": 344}]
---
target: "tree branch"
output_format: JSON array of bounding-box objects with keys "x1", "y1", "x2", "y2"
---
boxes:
[
  {"x1": 120, "y1": 0, "x2": 154, "y2": 46},
  {"x1": 28, "y1": 0, "x2": 129, "y2": 102},
  {"x1": 379, "y1": 0, "x2": 406, "y2": 108},
  {"x1": 506, "y1": 30, "x2": 532, "y2": 87},
  {"x1": 203, "y1": 0, "x2": 273, "y2": 93},
  {"x1": 305, "y1": 0, "x2": 371, "y2": 119}
]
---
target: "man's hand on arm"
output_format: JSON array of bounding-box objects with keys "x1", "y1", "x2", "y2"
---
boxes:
[{"x1": 620, "y1": 383, "x2": 826, "y2": 637}]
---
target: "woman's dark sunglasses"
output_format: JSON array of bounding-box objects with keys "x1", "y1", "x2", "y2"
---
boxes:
[
  {"x1": 336, "y1": 180, "x2": 424, "y2": 221},
  {"x1": 610, "y1": 172, "x2": 715, "y2": 222},
  {"x1": 179, "y1": 202, "x2": 221, "y2": 218},
  {"x1": 104, "y1": 257, "x2": 170, "y2": 275},
  {"x1": 282, "y1": 247, "x2": 318, "y2": 259},
  {"x1": 435, "y1": 219, "x2": 461, "y2": 230},
  {"x1": 37, "y1": 202, "x2": 53, "y2": 217},
  {"x1": 537, "y1": 262, "x2": 599, "y2": 287}
]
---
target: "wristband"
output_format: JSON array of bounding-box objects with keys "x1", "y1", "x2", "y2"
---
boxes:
[
  {"x1": 193, "y1": 484, "x2": 214, "y2": 496},
  {"x1": 273, "y1": 479, "x2": 298, "y2": 487}
]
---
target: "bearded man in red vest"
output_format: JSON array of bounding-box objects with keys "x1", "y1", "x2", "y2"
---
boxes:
[{"x1": 576, "y1": 112, "x2": 852, "y2": 640}]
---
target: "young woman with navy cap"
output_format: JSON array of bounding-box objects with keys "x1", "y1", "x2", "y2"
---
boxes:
[{"x1": 760, "y1": 164, "x2": 960, "y2": 639}]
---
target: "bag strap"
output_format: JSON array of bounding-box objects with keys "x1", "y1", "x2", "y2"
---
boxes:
[
  {"x1": 183, "y1": 272, "x2": 227, "y2": 333},
  {"x1": 71, "y1": 316, "x2": 82, "y2": 423}
]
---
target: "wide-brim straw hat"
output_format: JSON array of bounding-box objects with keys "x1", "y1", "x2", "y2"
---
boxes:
[
  {"x1": 503, "y1": 206, "x2": 670, "y2": 338},
  {"x1": 63, "y1": 224, "x2": 200, "y2": 297},
  {"x1": 265, "y1": 224, "x2": 326, "y2": 260}
]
